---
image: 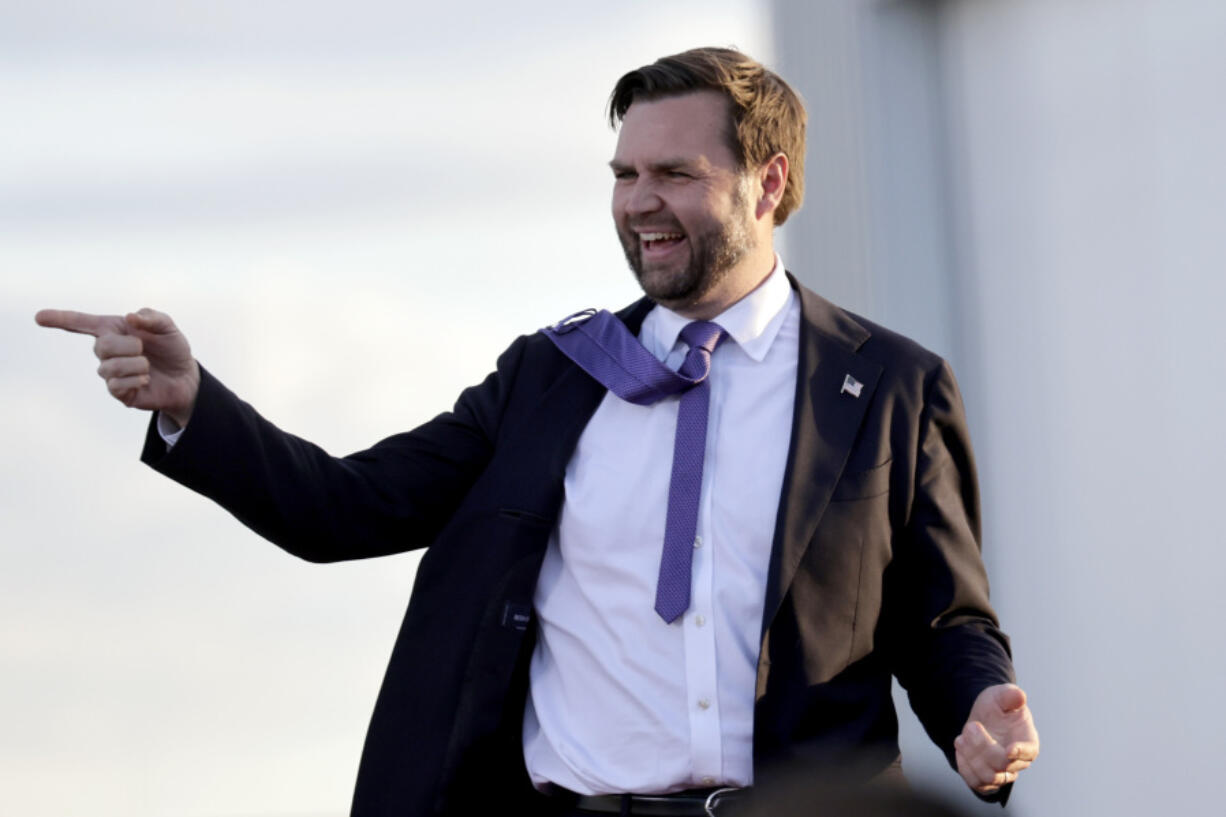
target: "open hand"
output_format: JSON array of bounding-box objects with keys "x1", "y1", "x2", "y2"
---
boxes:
[
  {"x1": 35, "y1": 307, "x2": 200, "y2": 427},
  {"x1": 954, "y1": 683, "x2": 1039, "y2": 794}
]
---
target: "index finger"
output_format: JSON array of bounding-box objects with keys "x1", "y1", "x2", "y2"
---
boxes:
[{"x1": 35, "y1": 309, "x2": 122, "y2": 337}]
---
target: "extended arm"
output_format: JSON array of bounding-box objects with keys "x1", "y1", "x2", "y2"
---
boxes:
[
  {"x1": 36, "y1": 306, "x2": 522, "y2": 562},
  {"x1": 139, "y1": 356, "x2": 514, "y2": 562}
]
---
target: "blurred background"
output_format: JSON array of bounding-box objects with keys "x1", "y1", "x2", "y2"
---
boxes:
[{"x1": 2, "y1": 1, "x2": 1222, "y2": 814}]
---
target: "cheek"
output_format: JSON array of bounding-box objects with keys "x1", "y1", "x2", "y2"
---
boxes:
[{"x1": 610, "y1": 191, "x2": 628, "y2": 221}]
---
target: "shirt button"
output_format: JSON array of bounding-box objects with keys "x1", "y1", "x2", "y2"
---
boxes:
[
  {"x1": 693, "y1": 535, "x2": 702, "y2": 548},
  {"x1": 698, "y1": 698, "x2": 711, "y2": 710},
  {"x1": 694, "y1": 615, "x2": 706, "y2": 627}
]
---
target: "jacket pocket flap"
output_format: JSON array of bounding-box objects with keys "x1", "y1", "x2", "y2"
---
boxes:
[{"x1": 831, "y1": 459, "x2": 892, "y2": 501}]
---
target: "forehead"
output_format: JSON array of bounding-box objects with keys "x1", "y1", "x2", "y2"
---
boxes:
[{"x1": 612, "y1": 90, "x2": 738, "y2": 169}]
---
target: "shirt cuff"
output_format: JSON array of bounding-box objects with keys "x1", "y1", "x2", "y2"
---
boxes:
[{"x1": 156, "y1": 411, "x2": 185, "y2": 448}]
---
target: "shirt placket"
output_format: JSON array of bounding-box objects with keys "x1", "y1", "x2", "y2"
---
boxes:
[{"x1": 682, "y1": 360, "x2": 723, "y2": 786}]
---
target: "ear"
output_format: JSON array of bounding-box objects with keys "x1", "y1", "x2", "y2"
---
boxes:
[{"x1": 754, "y1": 152, "x2": 789, "y2": 221}]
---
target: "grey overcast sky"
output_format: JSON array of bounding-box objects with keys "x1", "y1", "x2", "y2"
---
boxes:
[{"x1": 1, "y1": 3, "x2": 772, "y2": 816}]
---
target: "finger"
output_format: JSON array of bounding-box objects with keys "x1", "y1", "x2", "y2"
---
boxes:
[
  {"x1": 974, "y1": 768, "x2": 1017, "y2": 794},
  {"x1": 968, "y1": 762, "x2": 1001, "y2": 793},
  {"x1": 961, "y1": 719, "x2": 996, "y2": 749},
  {"x1": 956, "y1": 728, "x2": 990, "y2": 790},
  {"x1": 968, "y1": 751, "x2": 1007, "y2": 790},
  {"x1": 97, "y1": 356, "x2": 150, "y2": 380},
  {"x1": 106, "y1": 374, "x2": 150, "y2": 402},
  {"x1": 1004, "y1": 756, "x2": 1032, "y2": 774},
  {"x1": 114, "y1": 388, "x2": 140, "y2": 408},
  {"x1": 94, "y1": 334, "x2": 143, "y2": 360},
  {"x1": 959, "y1": 721, "x2": 1009, "y2": 770},
  {"x1": 35, "y1": 309, "x2": 120, "y2": 337},
  {"x1": 986, "y1": 767, "x2": 1018, "y2": 788},
  {"x1": 125, "y1": 307, "x2": 176, "y2": 335},
  {"x1": 1006, "y1": 738, "x2": 1040, "y2": 764}
]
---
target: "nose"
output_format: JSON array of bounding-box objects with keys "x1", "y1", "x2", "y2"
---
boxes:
[{"x1": 623, "y1": 177, "x2": 663, "y2": 217}]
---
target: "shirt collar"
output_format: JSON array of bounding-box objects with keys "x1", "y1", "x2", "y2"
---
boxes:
[{"x1": 644, "y1": 254, "x2": 793, "y2": 363}]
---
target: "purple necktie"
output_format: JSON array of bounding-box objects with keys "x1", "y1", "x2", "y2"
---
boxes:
[{"x1": 542, "y1": 310, "x2": 727, "y2": 623}]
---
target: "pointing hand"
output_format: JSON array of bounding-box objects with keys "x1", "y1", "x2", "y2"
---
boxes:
[{"x1": 35, "y1": 307, "x2": 200, "y2": 428}]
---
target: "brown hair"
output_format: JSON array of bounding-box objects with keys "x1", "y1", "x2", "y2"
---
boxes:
[{"x1": 608, "y1": 47, "x2": 807, "y2": 225}]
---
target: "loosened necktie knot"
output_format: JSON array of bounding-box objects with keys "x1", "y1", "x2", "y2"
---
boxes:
[
  {"x1": 677, "y1": 321, "x2": 726, "y2": 383},
  {"x1": 679, "y1": 320, "x2": 726, "y2": 354}
]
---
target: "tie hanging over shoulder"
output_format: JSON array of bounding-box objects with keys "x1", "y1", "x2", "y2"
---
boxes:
[
  {"x1": 541, "y1": 309, "x2": 727, "y2": 624},
  {"x1": 541, "y1": 309, "x2": 714, "y2": 405}
]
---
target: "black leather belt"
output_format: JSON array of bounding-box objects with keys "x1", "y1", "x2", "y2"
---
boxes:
[{"x1": 554, "y1": 787, "x2": 744, "y2": 816}]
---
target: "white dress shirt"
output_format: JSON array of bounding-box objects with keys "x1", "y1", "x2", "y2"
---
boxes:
[{"x1": 523, "y1": 258, "x2": 800, "y2": 794}]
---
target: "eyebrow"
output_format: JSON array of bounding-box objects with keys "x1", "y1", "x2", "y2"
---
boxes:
[{"x1": 608, "y1": 158, "x2": 699, "y2": 173}]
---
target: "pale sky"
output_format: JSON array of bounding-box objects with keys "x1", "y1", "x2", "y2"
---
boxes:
[{"x1": 1, "y1": 3, "x2": 774, "y2": 815}]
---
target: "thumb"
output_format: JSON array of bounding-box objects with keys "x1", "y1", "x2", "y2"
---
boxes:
[
  {"x1": 125, "y1": 307, "x2": 175, "y2": 334},
  {"x1": 993, "y1": 683, "x2": 1027, "y2": 713}
]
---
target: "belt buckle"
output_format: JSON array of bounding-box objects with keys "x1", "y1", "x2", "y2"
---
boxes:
[{"x1": 703, "y1": 787, "x2": 741, "y2": 816}]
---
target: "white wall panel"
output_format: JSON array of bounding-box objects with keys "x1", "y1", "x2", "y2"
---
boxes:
[{"x1": 776, "y1": 1, "x2": 1226, "y2": 813}]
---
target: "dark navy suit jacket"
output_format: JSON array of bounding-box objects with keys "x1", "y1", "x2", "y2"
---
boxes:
[{"x1": 142, "y1": 276, "x2": 1014, "y2": 816}]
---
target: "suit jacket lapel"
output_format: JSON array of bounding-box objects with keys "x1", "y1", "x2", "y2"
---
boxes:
[{"x1": 761, "y1": 279, "x2": 883, "y2": 636}]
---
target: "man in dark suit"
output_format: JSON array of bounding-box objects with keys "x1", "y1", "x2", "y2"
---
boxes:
[{"x1": 37, "y1": 47, "x2": 1037, "y2": 816}]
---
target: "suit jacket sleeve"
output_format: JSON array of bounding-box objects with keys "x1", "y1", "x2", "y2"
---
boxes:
[
  {"x1": 883, "y1": 359, "x2": 1015, "y2": 772},
  {"x1": 140, "y1": 336, "x2": 530, "y2": 563}
]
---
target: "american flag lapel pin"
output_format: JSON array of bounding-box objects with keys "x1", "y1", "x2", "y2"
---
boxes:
[{"x1": 841, "y1": 373, "x2": 863, "y2": 398}]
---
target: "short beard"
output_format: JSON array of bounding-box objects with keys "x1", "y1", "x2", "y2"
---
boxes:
[{"x1": 620, "y1": 182, "x2": 755, "y2": 310}]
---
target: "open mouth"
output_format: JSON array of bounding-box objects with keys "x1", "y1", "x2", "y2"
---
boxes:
[{"x1": 639, "y1": 231, "x2": 685, "y2": 252}]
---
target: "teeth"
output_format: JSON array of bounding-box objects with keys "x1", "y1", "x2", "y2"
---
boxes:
[{"x1": 641, "y1": 232, "x2": 683, "y2": 242}]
